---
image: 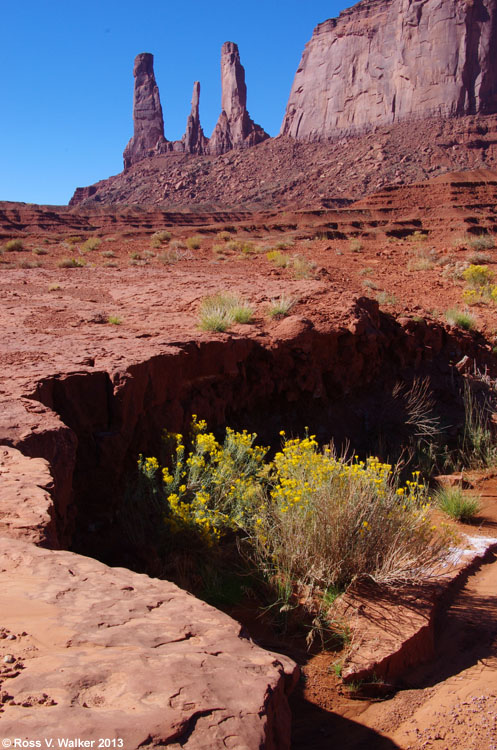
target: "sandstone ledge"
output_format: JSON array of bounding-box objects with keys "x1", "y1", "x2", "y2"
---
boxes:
[{"x1": 0, "y1": 534, "x2": 298, "y2": 749}]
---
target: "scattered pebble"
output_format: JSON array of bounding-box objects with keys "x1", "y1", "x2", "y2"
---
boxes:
[{"x1": 3, "y1": 655, "x2": 15, "y2": 664}]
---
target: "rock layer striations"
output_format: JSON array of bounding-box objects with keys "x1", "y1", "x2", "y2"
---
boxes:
[
  {"x1": 209, "y1": 42, "x2": 269, "y2": 155},
  {"x1": 281, "y1": 0, "x2": 497, "y2": 140}
]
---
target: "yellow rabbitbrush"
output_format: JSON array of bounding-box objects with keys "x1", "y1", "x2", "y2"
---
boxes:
[{"x1": 138, "y1": 419, "x2": 452, "y2": 594}]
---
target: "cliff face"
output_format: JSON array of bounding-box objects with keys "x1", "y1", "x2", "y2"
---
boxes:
[{"x1": 281, "y1": 0, "x2": 497, "y2": 140}]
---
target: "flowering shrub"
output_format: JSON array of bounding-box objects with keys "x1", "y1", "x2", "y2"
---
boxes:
[
  {"x1": 461, "y1": 264, "x2": 497, "y2": 304},
  {"x1": 138, "y1": 421, "x2": 451, "y2": 595}
]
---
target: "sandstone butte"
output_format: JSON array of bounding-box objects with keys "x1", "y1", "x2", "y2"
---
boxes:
[
  {"x1": 281, "y1": 0, "x2": 497, "y2": 140},
  {"x1": 70, "y1": 0, "x2": 497, "y2": 210}
]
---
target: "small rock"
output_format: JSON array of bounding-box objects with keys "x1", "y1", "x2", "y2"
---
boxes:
[
  {"x1": 6, "y1": 634, "x2": 16, "y2": 640},
  {"x1": 3, "y1": 655, "x2": 15, "y2": 664}
]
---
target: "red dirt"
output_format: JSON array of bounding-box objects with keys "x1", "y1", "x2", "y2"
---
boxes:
[
  {"x1": 2, "y1": 169, "x2": 497, "y2": 748},
  {"x1": 290, "y1": 474, "x2": 497, "y2": 750}
]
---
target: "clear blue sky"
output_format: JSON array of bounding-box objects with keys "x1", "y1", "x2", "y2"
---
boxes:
[{"x1": 1, "y1": 1, "x2": 349, "y2": 205}]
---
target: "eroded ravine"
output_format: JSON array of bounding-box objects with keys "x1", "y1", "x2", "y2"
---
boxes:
[{"x1": 290, "y1": 477, "x2": 497, "y2": 750}]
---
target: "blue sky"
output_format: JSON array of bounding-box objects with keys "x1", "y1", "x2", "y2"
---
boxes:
[{"x1": 1, "y1": 1, "x2": 349, "y2": 205}]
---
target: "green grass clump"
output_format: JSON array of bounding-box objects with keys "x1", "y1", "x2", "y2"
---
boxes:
[
  {"x1": 57, "y1": 257, "x2": 86, "y2": 268},
  {"x1": 32, "y1": 247, "x2": 48, "y2": 256},
  {"x1": 108, "y1": 315, "x2": 122, "y2": 325},
  {"x1": 81, "y1": 237, "x2": 101, "y2": 252},
  {"x1": 445, "y1": 308, "x2": 476, "y2": 330},
  {"x1": 151, "y1": 230, "x2": 172, "y2": 248},
  {"x1": 186, "y1": 235, "x2": 203, "y2": 250},
  {"x1": 5, "y1": 239, "x2": 24, "y2": 252},
  {"x1": 435, "y1": 487, "x2": 480, "y2": 522},
  {"x1": 268, "y1": 295, "x2": 296, "y2": 319},
  {"x1": 199, "y1": 293, "x2": 254, "y2": 331}
]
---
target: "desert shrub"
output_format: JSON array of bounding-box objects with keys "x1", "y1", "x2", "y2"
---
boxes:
[
  {"x1": 459, "y1": 380, "x2": 497, "y2": 467},
  {"x1": 199, "y1": 293, "x2": 254, "y2": 332},
  {"x1": 462, "y1": 264, "x2": 494, "y2": 289},
  {"x1": 268, "y1": 295, "x2": 296, "y2": 319},
  {"x1": 407, "y1": 248, "x2": 438, "y2": 271},
  {"x1": 129, "y1": 252, "x2": 141, "y2": 261},
  {"x1": 151, "y1": 230, "x2": 171, "y2": 248},
  {"x1": 435, "y1": 486, "x2": 480, "y2": 522},
  {"x1": 57, "y1": 257, "x2": 86, "y2": 268},
  {"x1": 81, "y1": 237, "x2": 101, "y2": 252},
  {"x1": 445, "y1": 308, "x2": 476, "y2": 330},
  {"x1": 19, "y1": 260, "x2": 41, "y2": 269},
  {"x1": 159, "y1": 247, "x2": 193, "y2": 265},
  {"x1": 101, "y1": 249, "x2": 116, "y2": 258},
  {"x1": 292, "y1": 255, "x2": 315, "y2": 279},
  {"x1": 466, "y1": 251, "x2": 492, "y2": 265},
  {"x1": 362, "y1": 279, "x2": 379, "y2": 290},
  {"x1": 376, "y1": 291, "x2": 397, "y2": 305},
  {"x1": 349, "y1": 239, "x2": 363, "y2": 253},
  {"x1": 138, "y1": 423, "x2": 452, "y2": 598},
  {"x1": 266, "y1": 249, "x2": 289, "y2": 267},
  {"x1": 217, "y1": 230, "x2": 231, "y2": 242},
  {"x1": 65, "y1": 235, "x2": 82, "y2": 245},
  {"x1": 32, "y1": 247, "x2": 48, "y2": 256},
  {"x1": 469, "y1": 235, "x2": 494, "y2": 251},
  {"x1": 107, "y1": 315, "x2": 122, "y2": 325},
  {"x1": 186, "y1": 235, "x2": 202, "y2": 250},
  {"x1": 5, "y1": 239, "x2": 24, "y2": 252},
  {"x1": 48, "y1": 283, "x2": 60, "y2": 292}
]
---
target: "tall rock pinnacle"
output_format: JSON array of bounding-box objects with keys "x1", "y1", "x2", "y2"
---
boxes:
[
  {"x1": 209, "y1": 42, "x2": 269, "y2": 155},
  {"x1": 181, "y1": 82, "x2": 208, "y2": 154},
  {"x1": 281, "y1": 0, "x2": 497, "y2": 141},
  {"x1": 123, "y1": 53, "x2": 169, "y2": 170}
]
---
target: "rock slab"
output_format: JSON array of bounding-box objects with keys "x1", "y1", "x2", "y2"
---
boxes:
[
  {"x1": 281, "y1": 0, "x2": 497, "y2": 140},
  {"x1": 0, "y1": 536, "x2": 297, "y2": 748}
]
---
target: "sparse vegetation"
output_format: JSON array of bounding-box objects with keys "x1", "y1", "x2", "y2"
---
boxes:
[
  {"x1": 445, "y1": 308, "x2": 476, "y2": 330},
  {"x1": 349, "y1": 239, "x2": 363, "y2": 253},
  {"x1": 108, "y1": 315, "x2": 122, "y2": 325},
  {"x1": 32, "y1": 247, "x2": 48, "y2": 256},
  {"x1": 376, "y1": 291, "x2": 397, "y2": 306},
  {"x1": 5, "y1": 239, "x2": 24, "y2": 252},
  {"x1": 268, "y1": 295, "x2": 296, "y2": 319},
  {"x1": 58, "y1": 257, "x2": 86, "y2": 268},
  {"x1": 435, "y1": 486, "x2": 480, "y2": 522},
  {"x1": 101, "y1": 249, "x2": 116, "y2": 258},
  {"x1": 469, "y1": 235, "x2": 494, "y2": 251},
  {"x1": 362, "y1": 279, "x2": 378, "y2": 290},
  {"x1": 81, "y1": 237, "x2": 102, "y2": 252},
  {"x1": 186, "y1": 235, "x2": 203, "y2": 250},
  {"x1": 199, "y1": 293, "x2": 254, "y2": 332},
  {"x1": 217, "y1": 230, "x2": 232, "y2": 242},
  {"x1": 19, "y1": 260, "x2": 41, "y2": 269},
  {"x1": 48, "y1": 283, "x2": 61, "y2": 292},
  {"x1": 151, "y1": 230, "x2": 172, "y2": 248}
]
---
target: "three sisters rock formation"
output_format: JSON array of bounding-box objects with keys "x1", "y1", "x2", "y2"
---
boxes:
[{"x1": 123, "y1": 43, "x2": 269, "y2": 169}]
